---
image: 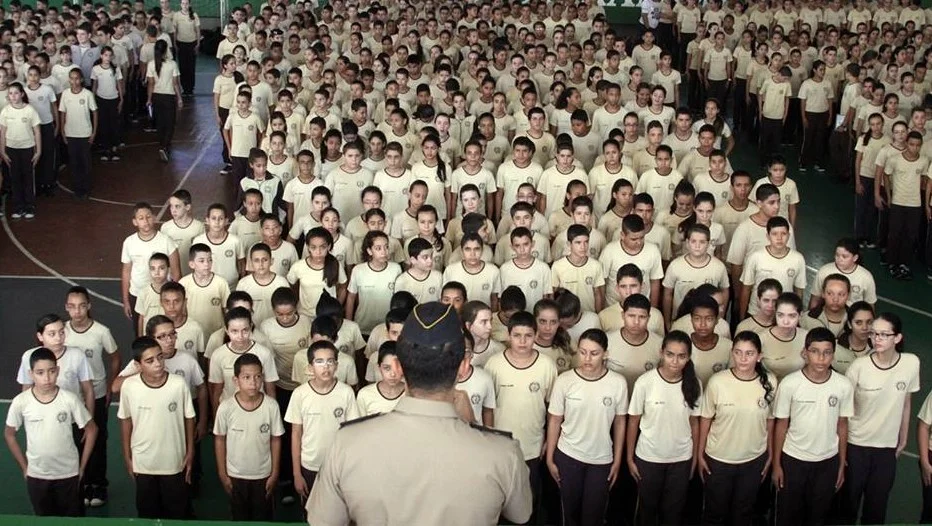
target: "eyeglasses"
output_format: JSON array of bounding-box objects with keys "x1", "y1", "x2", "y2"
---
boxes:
[
  {"x1": 868, "y1": 331, "x2": 897, "y2": 340},
  {"x1": 312, "y1": 358, "x2": 337, "y2": 367},
  {"x1": 155, "y1": 331, "x2": 178, "y2": 340}
]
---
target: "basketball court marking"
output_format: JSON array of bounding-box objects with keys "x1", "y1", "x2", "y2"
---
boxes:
[
  {"x1": 154, "y1": 131, "x2": 218, "y2": 223},
  {"x1": 0, "y1": 275, "x2": 121, "y2": 281}
]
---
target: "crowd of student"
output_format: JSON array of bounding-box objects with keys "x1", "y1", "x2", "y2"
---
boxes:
[{"x1": 8, "y1": 0, "x2": 932, "y2": 524}]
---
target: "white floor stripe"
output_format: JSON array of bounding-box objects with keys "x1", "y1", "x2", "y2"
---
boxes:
[
  {"x1": 0, "y1": 275, "x2": 121, "y2": 281},
  {"x1": 154, "y1": 131, "x2": 217, "y2": 222}
]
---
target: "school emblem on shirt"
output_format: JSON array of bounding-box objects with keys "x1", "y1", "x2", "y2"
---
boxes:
[
  {"x1": 173, "y1": 369, "x2": 186, "y2": 378},
  {"x1": 65, "y1": 370, "x2": 76, "y2": 381},
  {"x1": 787, "y1": 268, "x2": 797, "y2": 278},
  {"x1": 644, "y1": 361, "x2": 655, "y2": 371},
  {"x1": 585, "y1": 276, "x2": 594, "y2": 285},
  {"x1": 79, "y1": 99, "x2": 85, "y2": 105},
  {"x1": 428, "y1": 286, "x2": 437, "y2": 295},
  {"x1": 20, "y1": 117, "x2": 27, "y2": 123},
  {"x1": 168, "y1": 401, "x2": 178, "y2": 412},
  {"x1": 479, "y1": 183, "x2": 486, "y2": 191},
  {"x1": 713, "y1": 363, "x2": 725, "y2": 373},
  {"x1": 470, "y1": 393, "x2": 481, "y2": 404},
  {"x1": 248, "y1": 125, "x2": 254, "y2": 131},
  {"x1": 260, "y1": 423, "x2": 270, "y2": 433},
  {"x1": 588, "y1": 144, "x2": 596, "y2": 152},
  {"x1": 281, "y1": 259, "x2": 291, "y2": 269},
  {"x1": 828, "y1": 395, "x2": 839, "y2": 407},
  {"x1": 402, "y1": 188, "x2": 409, "y2": 195},
  {"x1": 757, "y1": 397, "x2": 768, "y2": 409},
  {"x1": 333, "y1": 407, "x2": 345, "y2": 418},
  {"x1": 225, "y1": 249, "x2": 234, "y2": 258},
  {"x1": 494, "y1": 147, "x2": 502, "y2": 154},
  {"x1": 298, "y1": 337, "x2": 308, "y2": 347},
  {"x1": 84, "y1": 348, "x2": 93, "y2": 358},
  {"x1": 184, "y1": 340, "x2": 194, "y2": 350},
  {"x1": 528, "y1": 382, "x2": 541, "y2": 392},
  {"x1": 56, "y1": 411, "x2": 68, "y2": 423},
  {"x1": 435, "y1": 175, "x2": 443, "y2": 183},
  {"x1": 896, "y1": 381, "x2": 907, "y2": 391},
  {"x1": 211, "y1": 297, "x2": 221, "y2": 306},
  {"x1": 526, "y1": 176, "x2": 534, "y2": 183},
  {"x1": 852, "y1": 285, "x2": 862, "y2": 294},
  {"x1": 482, "y1": 283, "x2": 490, "y2": 290},
  {"x1": 602, "y1": 396, "x2": 613, "y2": 406},
  {"x1": 38, "y1": 96, "x2": 45, "y2": 102},
  {"x1": 557, "y1": 357, "x2": 568, "y2": 369}
]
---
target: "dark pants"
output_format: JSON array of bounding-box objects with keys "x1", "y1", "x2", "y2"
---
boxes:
[
  {"x1": 887, "y1": 204, "x2": 921, "y2": 266},
  {"x1": 707, "y1": 80, "x2": 728, "y2": 114},
  {"x1": 7, "y1": 146, "x2": 35, "y2": 213},
  {"x1": 85, "y1": 396, "x2": 108, "y2": 489},
  {"x1": 733, "y1": 78, "x2": 748, "y2": 133},
  {"x1": 921, "y1": 451, "x2": 932, "y2": 523},
  {"x1": 657, "y1": 23, "x2": 675, "y2": 53},
  {"x1": 841, "y1": 444, "x2": 896, "y2": 525},
  {"x1": 299, "y1": 466, "x2": 317, "y2": 519},
  {"x1": 36, "y1": 122, "x2": 56, "y2": 189},
  {"x1": 275, "y1": 387, "x2": 294, "y2": 485},
  {"x1": 152, "y1": 93, "x2": 177, "y2": 151},
  {"x1": 526, "y1": 457, "x2": 543, "y2": 524},
  {"x1": 231, "y1": 477, "x2": 273, "y2": 521},
  {"x1": 95, "y1": 96, "x2": 120, "y2": 153},
  {"x1": 678, "y1": 34, "x2": 695, "y2": 71},
  {"x1": 702, "y1": 453, "x2": 767, "y2": 525},
  {"x1": 775, "y1": 453, "x2": 838, "y2": 526},
  {"x1": 635, "y1": 456, "x2": 691, "y2": 525},
  {"x1": 66, "y1": 137, "x2": 91, "y2": 196},
  {"x1": 854, "y1": 176, "x2": 878, "y2": 244},
  {"x1": 606, "y1": 449, "x2": 637, "y2": 526},
  {"x1": 27, "y1": 476, "x2": 83, "y2": 517},
  {"x1": 177, "y1": 41, "x2": 197, "y2": 94},
  {"x1": 231, "y1": 155, "x2": 249, "y2": 183},
  {"x1": 800, "y1": 111, "x2": 829, "y2": 169},
  {"x1": 218, "y1": 106, "x2": 231, "y2": 164},
  {"x1": 687, "y1": 70, "x2": 702, "y2": 112},
  {"x1": 553, "y1": 448, "x2": 611, "y2": 526},
  {"x1": 748, "y1": 94, "x2": 760, "y2": 139},
  {"x1": 135, "y1": 472, "x2": 188, "y2": 519},
  {"x1": 785, "y1": 99, "x2": 802, "y2": 144},
  {"x1": 759, "y1": 117, "x2": 783, "y2": 163}
]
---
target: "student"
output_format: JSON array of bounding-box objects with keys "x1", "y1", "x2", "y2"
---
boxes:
[
  {"x1": 0, "y1": 82, "x2": 41, "y2": 219},
  {"x1": 726, "y1": 183, "x2": 796, "y2": 283},
  {"x1": 287, "y1": 186, "x2": 331, "y2": 245},
  {"x1": 599, "y1": 214, "x2": 664, "y2": 308},
  {"x1": 158, "y1": 282, "x2": 207, "y2": 358},
  {"x1": 446, "y1": 185, "x2": 499, "y2": 248},
  {"x1": 121, "y1": 202, "x2": 181, "y2": 326},
  {"x1": 4, "y1": 347, "x2": 97, "y2": 517},
  {"x1": 605, "y1": 293, "x2": 664, "y2": 393},
  {"x1": 698, "y1": 330, "x2": 775, "y2": 524},
  {"x1": 58, "y1": 68, "x2": 96, "y2": 199},
  {"x1": 853, "y1": 114, "x2": 887, "y2": 249},
  {"x1": 883, "y1": 131, "x2": 928, "y2": 280},
  {"x1": 599, "y1": 264, "x2": 664, "y2": 335},
  {"x1": 345, "y1": 231, "x2": 403, "y2": 334},
  {"x1": 833, "y1": 302, "x2": 875, "y2": 374},
  {"x1": 230, "y1": 190, "x2": 263, "y2": 249},
  {"x1": 23, "y1": 66, "x2": 57, "y2": 199},
  {"x1": 498, "y1": 226, "x2": 554, "y2": 308},
  {"x1": 214, "y1": 354, "x2": 284, "y2": 521},
  {"x1": 236, "y1": 243, "x2": 290, "y2": 325},
  {"x1": 751, "y1": 155, "x2": 800, "y2": 229},
  {"x1": 545, "y1": 329, "x2": 628, "y2": 526},
  {"x1": 918, "y1": 382, "x2": 932, "y2": 522},
  {"x1": 626, "y1": 330, "x2": 701, "y2": 525},
  {"x1": 146, "y1": 39, "x2": 182, "y2": 162},
  {"x1": 18, "y1": 314, "x2": 95, "y2": 415},
  {"x1": 593, "y1": 157, "x2": 636, "y2": 238},
  {"x1": 449, "y1": 139, "x2": 498, "y2": 220},
  {"x1": 240, "y1": 149, "x2": 285, "y2": 217},
  {"x1": 224, "y1": 91, "x2": 264, "y2": 182},
  {"x1": 713, "y1": 171, "x2": 758, "y2": 259},
  {"x1": 634, "y1": 144, "x2": 683, "y2": 213},
  {"x1": 484, "y1": 311, "x2": 559, "y2": 516},
  {"x1": 686, "y1": 295, "x2": 733, "y2": 386},
  {"x1": 757, "y1": 65, "x2": 791, "y2": 162},
  {"x1": 394, "y1": 237, "x2": 443, "y2": 304},
  {"x1": 548, "y1": 180, "x2": 590, "y2": 242},
  {"x1": 842, "y1": 312, "x2": 920, "y2": 524},
  {"x1": 456, "y1": 330, "x2": 497, "y2": 426},
  {"x1": 193, "y1": 203, "x2": 246, "y2": 288},
  {"x1": 662, "y1": 224, "x2": 730, "y2": 329},
  {"x1": 809, "y1": 238, "x2": 877, "y2": 310},
  {"x1": 532, "y1": 298, "x2": 576, "y2": 374},
  {"x1": 356, "y1": 342, "x2": 406, "y2": 416},
  {"x1": 208, "y1": 307, "x2": 279, "y2": 413},
  {"x1": 160, "y1": 189, "x2": 205, "y2": 272},
  {"x1": 442, "y1": 233, "x2": 501, "y2": 309},
  {"x1": 90, "y1": 45, "x2": 123, "y2": 161},
  {"x1": 537, "y1": 142, "x2": 588, "y2": 215},
  {"x1": 551, "y1": 225, "x2": 606, "y2": 314},
  {"x1": 739, "y1": 216, "x2": 807, "y2": 320},
  {"x1": 324, "y1": 142, "x2": 375, "y2": 221},
  {"x1": 283, "y1": 150, "x2": 322, "y2": 227},
  {"x1": 285, "y1": 340, "x2": 359, "y2": 501},
  {"x1": 62, "y1": 286, "x2": 119, "y2": 507},
  {"x1": 213, "y1": 54, "x2": 239, "y2": 174},
  {"x1": 760, "y1": 293, "x2": 809, "y2": 381},
  {"x1": 735, "y1": 279, "x2": 782, "y2": 335},
  {"x1": 772, "y1": 327, "x2": 854, "y2": 526},
  {"x1": 286, "y1": 227, "x2": 347, "y2": 317},
  {"x1": 801, "y1": 274, "x2": 851, "y2": 336},
  {"x1": 177, "y1": 243, "x2": 230, "y2": 336},
  {"x1": 798, "y1": 60, "x2": 834, "y2": 173}
]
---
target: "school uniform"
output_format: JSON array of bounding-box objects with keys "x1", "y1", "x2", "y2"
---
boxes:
[
  {"x1": 64, "y1": 320, "x2": 118, "y2": 496},
  {"x1": 160, "y1": 219, "x2": 205, "y2": 271},
  {"x1": 356, "y1": 383, "x2": 405, "y2": 416},
  {"x1": 146, "y1": 59, "x2": 180, "y2": 153},
  {"x1": 551, "y1": 257, "x2": 604, "y2": 314},
  {"x1": 701, "y1": 370, "x2": 776, "y2": 525},
  {"x1": 58, "y1": 87, "x2": 96, "y2": 197},
  {"x1": 286, "y1": 258, "x2": 348, "y2": 317},
  {"x1": 549, "y1": 369, "x2": 628, "y2": 526},
  {"x1": 171, "y1": 12, "x2": 200, "y2": 94},
  {"x1": 773, "y1": 369, "x2": 854, "y2": 525},
  {"x1": 882, "y1": 152, "x2": 929, "y2": 269},
  {"x1": 6, "y1": 388, "x2": 92, "y2": 517},
  {"x1": 917, "y1": 391, "x2": 932, "y2": 522},
  {"x1": 213, "y1": 393, "x2": 285, "y2": 521},
  {"x1": 213, "y1": 73, "x2": 238, "y2": 165},
  {"x1": 192, "y1": 232, "x2": 244, "y2": 288},
  {"x1": 456, "y1": 364, "x2": 497, "y2": 422},
  {"x1": 178, "y1": 273, "x2": 230, "y2": 336},
  {"x1": 209, "y1": 342, "x2": 280, "y2": 404},
  {"x1": 90, "y1": 64, "x2": 122, "y2": 156},
  {"x1": 797, "y1": 78, "x2": 834, "y2": 170},
  {"x1": 348, "y1": 261, "x2": 402, "y2": 334},
  {"x1": 393, "y1": 269, "x2": 444, "y2": 304},
  {"x1": 0, "y1": 103, "x2": 40, "y2": 214},
  {"x1": 442, "y1": 261, "x2": 502, "y2": 307},
  {"x1": 117, "y1": 373, "x2": 196, "y2": 519},
  {"x1": 759, "y1": 78, "x2": 791, "y2": 161},
  {"x1": 599, "y1": 241, "x2": 664, "y2": 305},
  {"x1": 23, "y1": 83, "x2": 57, "y2": 193},
  {"x1": 628, "y1": 368, "x2": 701, "y2": 525},
  {"x1": 842, "y1": 353, "x2": 921, "y2": 524},
  {"x1": 225, "y1": 110, "x2": 264, "y2": 182}
]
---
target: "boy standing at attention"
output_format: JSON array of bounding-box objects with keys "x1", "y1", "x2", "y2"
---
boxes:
[
  {"x1": 193, "y1": 203, "x2": 246, "y2": 288},
  {"x1": 179, "y1": 243, "x2": 230, "y2": 337},
  {"x1": 5, "y1": 348, "x2": 98, "y2": 517},
  {"x1": 214, "y1": 354, "x2": 284, "y2": 521},
  {"x1": 134, "y1": 253, "x2": 171, "y2": 335},
  {"x1": 118, "y1": 337, "x2": 195, "y2": 520},
  {"x1": 121, "y1": 202, "x2": 180, "y2": 332},
  {"x1": 160, "y1": 189, "x2": 204, "y2": 272}
]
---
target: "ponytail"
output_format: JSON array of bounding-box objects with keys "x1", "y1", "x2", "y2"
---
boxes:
[
  {"x1": 154, "y1": 39, "x2": 168, "y2": 77},
  {"x1": 754, "y1": 360, "x2": 775, "y2": 405},
  {"x1": 322, "y1": 254, "x2": 340, "y2": 287},
  {"x1": 682, "y1": 360, "x2": 701, "y2": 409}
]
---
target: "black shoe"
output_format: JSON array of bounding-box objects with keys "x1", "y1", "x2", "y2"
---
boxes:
[{"x1": 89, "y1": 486, "x2": 107, "y2": 507}]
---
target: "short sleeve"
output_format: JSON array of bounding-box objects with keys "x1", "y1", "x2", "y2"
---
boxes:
[
  {"x1": 117, "y1": 385, "x2": 131, "y2": 419},
  {"x1": 305, "y1": 443, "x2": 351, "y2": 525},
  {"x1": 699, "y1": 378, "x2": 718, "y2": 419},
  {"x1": 208, "y1": 357, "x2": 224, "y2": 384},
  {"x1": 917, "y1": 391, "x2": 932, "y2": 425},
  {"x1": 547, "y1": 375, "x2": 566, "y2": 417},
  {"x1": 212, "y1": 401, "x2": 229, "y2": 435},
  {"x1": 71, "y1": 394, "x2": 92, "y2": 428},
  {"x1": 5, "y1": 396, "x2": 23, "y2": 429},
  {"x1": 16, "y1": 352, "x2": 31, "y2": 385},
  {"x1": 839, "y1": 381, "x2": 855, "y2": 418},
  {"x1": 628, "y1": 376, "x2": 646, "y2": 416},
  {"x1": 269, "y1": 402, "x2": 285, "y2": 437},
  {"x1": 283, "y1": 390, "x2": 303, "y2": 424},
  {"x1": 183, "y1": 384, "x2": 196, "y2": 418}
]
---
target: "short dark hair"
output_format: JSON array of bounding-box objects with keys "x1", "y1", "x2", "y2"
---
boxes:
[
  {"x1": 233, "y1": 353, "x2": 263, "y2": 376},
  {"x1": 29, "y1": 347, "x2": 56, "y2": 370},
  {"x1": 132, "y1": 336, "x2": 160, "y2": 362}
]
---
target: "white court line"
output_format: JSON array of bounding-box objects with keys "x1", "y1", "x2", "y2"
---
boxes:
[
  {"x1": 154, "y1": 131, "x2": 217, "y2": 223},
  {"x1": 56, "y1": 182, "x2": 154, "y2": 207},
  {"x1": 1, "y1": 201, "x2": 123, "y2": 307},
  {"x1": 0, "y1": 275, "x2": 121, "y2": 281},
  {"x1": 806, "y1": 265, "x2": 932, "y2": 320}
]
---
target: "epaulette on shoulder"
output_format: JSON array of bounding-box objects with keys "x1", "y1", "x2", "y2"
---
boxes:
[
  {"x1": 470, "y1": 422, "x2": 513, "y2": 439},
  {"x1": 340, "y1": 412, "x2": 385, "y2": 428}
]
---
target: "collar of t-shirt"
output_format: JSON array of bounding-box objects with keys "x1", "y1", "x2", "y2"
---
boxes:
[{"x1": 393, "y1": 396, "x2": 459, "y2": 419}]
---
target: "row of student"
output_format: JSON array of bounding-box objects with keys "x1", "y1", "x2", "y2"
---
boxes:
[{"x1": 10, "y1": 277, "x2": 930, "y2": 525}]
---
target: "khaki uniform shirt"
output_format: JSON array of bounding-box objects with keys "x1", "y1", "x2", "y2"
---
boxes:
[{"x1": 306, "y1": 397, "x2": 532, "y2": 526}]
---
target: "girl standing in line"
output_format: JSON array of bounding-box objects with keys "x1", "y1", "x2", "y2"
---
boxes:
[
  {"x1": 462, "y1": 301, "x2": 504, "y2": 369},
  {"x1": 833, "y1": 302, "x2": 874, "y2": 374},
  {"x1": 146, "y1": 39, "x2": 182, "y2": 162},
  {"x1": 0, "y1": 82, "x2": 41, "y2": 219},
  {"x1": 734, "y1": 279, "x2": 782, "y2": 335},
  {"x1": 212, "y1": 55, "x2": 238, "y2": 175},
  {"x1": 172, "y1": 0, "x2": 200, "y2": 97},
  {"x1": 533, "y1": 299, "x2": 575, "y2": 374},
  {"x1": 23, "y1": 65, "x2": 57, "y2": 197},
  {"x1": 698, "y1": 331, "x2": 775, "y2": 525},
  {"x1": 853, "y1": 113, "x2": 887, "y2": 248},
  {"x1": 344, "y1": 231, "x2": 402, "y2": 335},
  {"x1": 842, "y1": 312, "x2": 920, "y2": 524},
  {"x1": 626, "y1": 330, "x2": 701, "y2": 526},
  {"x1": 59, "y1": 69, "x2": 97, "y2": 200},
  {"x1": 545, "y1": 329, "x2": 628, "y2": 526},
  {"x1": 90, "y1": 46, "x2": 122, "y2": 162},
  {"x1": 285, "y1": 227, "x2": 347, "y2": 318}
]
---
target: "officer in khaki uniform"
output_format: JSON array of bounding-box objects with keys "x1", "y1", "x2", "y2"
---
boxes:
[{"x1": 306, "y1": 302, "x2": 532, "y2": 526}]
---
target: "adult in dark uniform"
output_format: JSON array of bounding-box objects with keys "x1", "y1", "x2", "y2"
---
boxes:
[{"x1": 306, "y1": 302, "x2": 533, "y2": 525}]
